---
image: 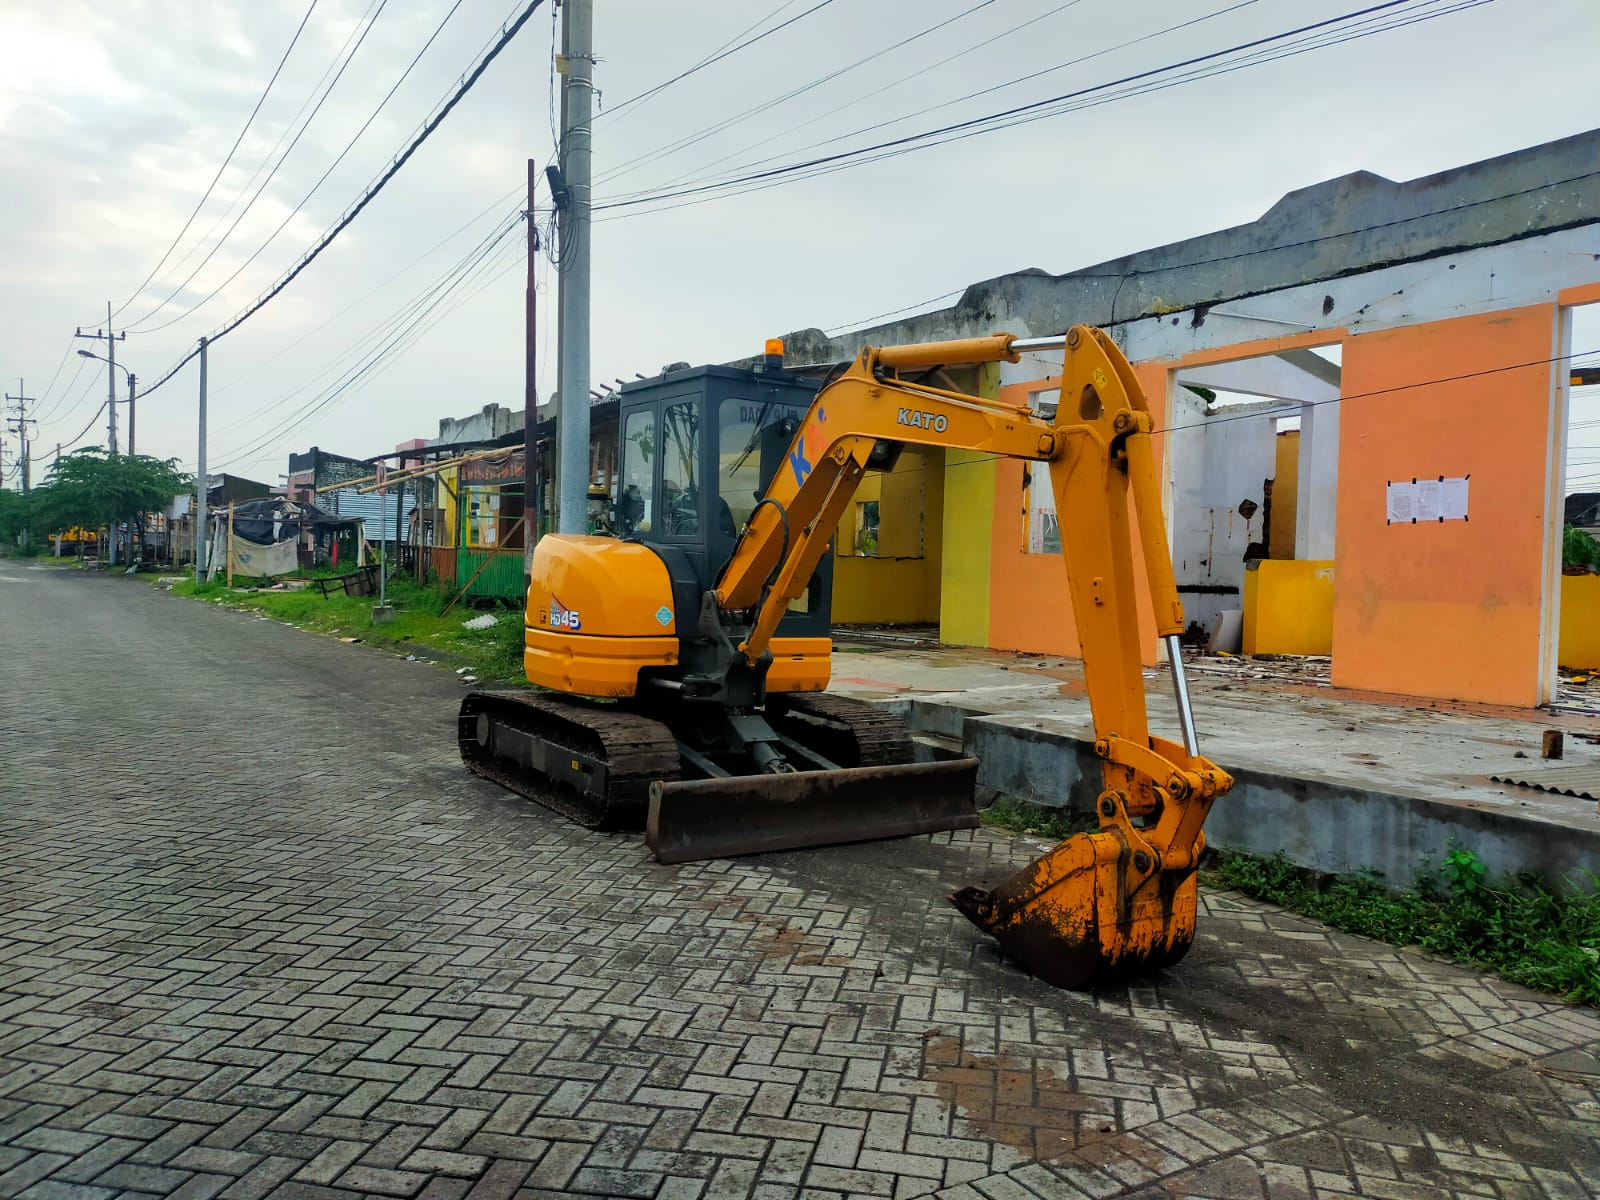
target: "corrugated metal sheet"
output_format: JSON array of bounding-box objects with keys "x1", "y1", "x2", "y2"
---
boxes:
[
  {"x1": 1489, "y1": 764, "x2": 1600, "y2": 800},
  {"x1": 331, "y1": 490, "x2": 417, "y2": 543},
  {"x1": 456, "y1": 549, "x2": 525, "y2": 599}
]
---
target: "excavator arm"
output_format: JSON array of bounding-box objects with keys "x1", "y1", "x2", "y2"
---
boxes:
[{"x1": 712, "y1": 325, "x2": 1234, "y2": 987}]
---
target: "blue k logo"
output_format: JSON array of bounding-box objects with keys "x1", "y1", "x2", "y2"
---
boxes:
[{"x1": 788, "y1": 444, "x2": 812, "y2": 486}]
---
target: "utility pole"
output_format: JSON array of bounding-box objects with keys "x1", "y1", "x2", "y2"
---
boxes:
[
  {"x1": 525, "y1": 156, "x2": 540, "y2": 582},
  {"x1": 556, "y1": 0, "x2": 593, "y2": 535},
  {"x1": 195, "y1": 336, "x2": 208, "y2": 578},
  {"x1": 127, "y1": 374, "x2": 137, "y2": 456},
  {"x1": 75, "y1": 302, "x2": 126, "y2": 563},
  {"x1": 5, "y1": 380, "x2": 37, "y2": 493},
  {"x1": 73, "y1": 303, "x2": 126, "y2": 457}
]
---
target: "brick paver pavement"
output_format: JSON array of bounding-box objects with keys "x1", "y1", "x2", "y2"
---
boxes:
[{"x1": 2, "y1": 558, "x2": 1597, "y2": 1199}]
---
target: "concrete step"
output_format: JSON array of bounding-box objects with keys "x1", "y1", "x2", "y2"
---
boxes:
[{"x1": 911, "y1": 730, "x2": 965, "y2": 763}]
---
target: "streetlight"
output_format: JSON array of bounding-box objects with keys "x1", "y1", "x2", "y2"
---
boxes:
[
  {"x1": 77, "y1": 349, "x2": 140, "y2": 565},
  {"x1": 76, "y1": 349, "x2": 136, "y2": 455}
]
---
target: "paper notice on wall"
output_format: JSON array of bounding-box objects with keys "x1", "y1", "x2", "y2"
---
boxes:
[
  {"x1": 1386, "y1": 481, "x2": 1414, "y2": 523},
  {"x1": 1413, "y1": 478, "x2": 1441, "y2": 521},
  {"x1": 1387, "y1": 477, "x2": 1469, "y2": 524}
]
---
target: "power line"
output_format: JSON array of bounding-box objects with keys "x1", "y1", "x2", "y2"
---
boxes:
[
  {"x1": 140, "y1": 0, "x2": 550, "y2": 400},
  {"x1": 592, "y1": 0, "x2": 1000, "y2": 190},
  {"x1": 132, "y1": 0, "x2": 473, "y2": 337},
  {"x1": 31, "y1": 355, "x2": 92, "y2": 426},
  {"x1": 630, "y1": 0, "x2": 1084, "y2": 195},
  {"x1": 601, "y1": 0, "x2": 837, "y2": 122},
  {"x1": 207, "y1": 219, "x2": 526, "y2": 470},
  {"x1": 592, "y1": 0, "x2": 1474, "y2": 216},
  {"x1": 124, "y1": 0, "x2": 394, "y2": 333},
  {"x1": 210, "y1": 207, "x2": 526, "y2": 443},
  {"x1": 148, "y1": 0, "x2": 389, "y2": 308},
  {"x1": 206, "y1": 187, "x2": 528, "y2": 399},
  {"x1": 105, "y1": 0, "x2": 321, "y2": 326},
  {"x1": 661, "y1": 0, "x2": 1266, "y2": 195},
  {"x1": 28, "y1": 340, "x2": 79, "y2": 414},
  {"x1": 54, "y1": 401, "x2": 111, "y2": 457}
]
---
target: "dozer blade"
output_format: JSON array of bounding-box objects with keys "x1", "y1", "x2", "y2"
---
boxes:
[
  {"x1": 647, "y1": 758, "x2": 980, "y2": 864},
  {"x1": 949, "y1": 829, "x2": 1198, "y2": 990}
]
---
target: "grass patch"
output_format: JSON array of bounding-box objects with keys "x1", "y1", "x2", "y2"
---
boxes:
[
  {"x1": 1208, "y1": 847, "x2": 1600, "y2": 1005},
  {"x1": 979, "y1": 797, "x2": 1095, "y2": 841},
  {"x1": 167, "y1": 573, "x2": 528, "y2": 684}
]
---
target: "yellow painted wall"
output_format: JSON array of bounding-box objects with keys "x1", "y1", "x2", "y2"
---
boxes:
[
  {"x1": 1559, "y1": 574, "x2": 1600, "y2": 669},
  {"x1": 438, "y1": 467, "x2": 459, "y2": 548},
  {"x1": 833, "y1": 446, "x2": 944, "y2": 624},
  {"x1": 940, "y1": 364, "x2": 997, "y2": 645},
  {"x1": 1270, "y1": 430, "x2": 1299, "y2": 560},
  {"x1": 1243, "y1": 559, "x2": 1335, "y2": 655}
]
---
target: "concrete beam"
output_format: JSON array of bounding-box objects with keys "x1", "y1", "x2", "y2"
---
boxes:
[
  {"x1": 1175, "y1": 354, "x2": 1340, "y2": 404},
  {"x1": 769, "y1": 130, "x2": 1600, "y2": 367}
]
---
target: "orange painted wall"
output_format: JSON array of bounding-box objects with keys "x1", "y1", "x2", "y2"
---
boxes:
[
  {"x1": 986, "y1": 363, "x2": 1167, "y2": 664},
  {"x1": 1332, "y1": 304, "x2": 1557, "y2": 706}
]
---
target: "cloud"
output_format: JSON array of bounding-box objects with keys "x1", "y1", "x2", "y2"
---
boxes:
[{"x1": 1, "y1": 0, "x2": 1595, "y2": 482}]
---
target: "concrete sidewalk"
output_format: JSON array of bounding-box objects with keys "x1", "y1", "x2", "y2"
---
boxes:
[{"x1": 827, "y1": 637, "x2": 1600, "y2": 887}]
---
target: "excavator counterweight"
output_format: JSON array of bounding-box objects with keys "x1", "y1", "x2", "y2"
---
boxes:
[{"x1": 460, "y1": 326, "x2": 1232, "y2": 990}]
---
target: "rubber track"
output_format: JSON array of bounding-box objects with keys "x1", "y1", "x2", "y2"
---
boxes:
[
  {"x1": 458, "y1": 690, "x2": 680, "y2": 831},
  {"x1": 771, "y1": 692, "x2": 917, "y2": 768}
]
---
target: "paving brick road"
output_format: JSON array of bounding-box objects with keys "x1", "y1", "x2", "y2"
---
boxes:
[{"x1": 2, "y1": 559, "x2": 1598, "y2": 1200}]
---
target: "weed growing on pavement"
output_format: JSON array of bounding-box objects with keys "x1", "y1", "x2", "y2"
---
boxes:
[
  {"x1": 979, "y1": 797, "x2": 1095, "y2": 841},
  {"x1": 1208, "y1": 847, "x2": 1600, "y2": 1005},
  {"x1": 166, "y1": 574, "x2": 528, "y2": 683}
]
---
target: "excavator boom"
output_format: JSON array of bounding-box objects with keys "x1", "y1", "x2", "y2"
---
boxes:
[{"x1": 679, "y1": 325, "x2": 1234, "y2": 987}]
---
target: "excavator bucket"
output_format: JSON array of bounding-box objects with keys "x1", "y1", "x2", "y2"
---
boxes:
[
  {"x1": 648, "y1": 758, "x2": 981, "y2": 864},
  {"x1": 950, "y1": 827, "x2": 1199, "y2": 990}
]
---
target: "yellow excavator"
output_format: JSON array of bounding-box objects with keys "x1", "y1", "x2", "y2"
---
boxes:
[{"x1": 459, "y1": 326, "x2": 1233, "y2": 988}]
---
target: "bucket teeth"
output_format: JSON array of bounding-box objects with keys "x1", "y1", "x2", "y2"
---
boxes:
[{"x1": 949, "y1": 832, "x2": 1197, "y2": 990}]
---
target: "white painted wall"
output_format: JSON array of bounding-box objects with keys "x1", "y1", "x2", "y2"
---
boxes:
[{"x1": 1167, "y1": 388, "x2": 1279, "y2": 633}]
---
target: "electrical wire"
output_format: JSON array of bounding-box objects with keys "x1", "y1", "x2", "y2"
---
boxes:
[
  {"x1": 151, "y1": 0, "x2": 388, "y2": 307},
  {"x1": 35, "y1": 366, "x2": 105, "y2": 440},
  {"x1": 207, "y1": 187, "x2": 530, "y2": 398},
  {"x1": 592, "y1": 0, "x2": 1000, "y2": 190},
  {"x1": 210, "y1": 207, "x2": 527, "y2": 441},
  {"x1": 124, "y1": 0, "x2": 394, "y2": 333},
  {"x1": 592, "y1": 0, "x2": 1479, "y2": 216},
  {"x1": 601, "y1": 0, "x2": 836, "y2": 123},
  {"x1": 27, "y1": 339, "x2": 80, "y2": 415},
  {"x1": 132, "y1": 0, "x2": 475, "y2": 337},
  {"x1": 140, "y1": 0, "x2": 550, "y2": 400},
  {"x1": 30, "y1": 356, "x2": 92, "y2": 426},
  {"x1": 657, "y1": 0, "x2": 1266, "y2": 195},
  {"x1": 53, "y1": 402, "x2": 111, "y2": 457},
  {"x1": 207, "y1": 219, "x2": 526, "y2": 469},
  {"x1": 105, "y1": 0, "x2": 321, "y2": 327}
]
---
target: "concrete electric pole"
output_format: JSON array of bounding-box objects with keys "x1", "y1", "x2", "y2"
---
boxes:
[
  {"x1": 74, "y1": 303, "x2": 125, "y2": 457},
  {"x1": 5, "y1": 380, "x2": 37, "y2": 493},
  {"x1": 555, "y1": 0, "x2": 593, "y2": 535},
  {"x1": 74, "y1": 303, "x2": 128, "y2": 564},
  {"x1": 195, "y1": 336, "x2": 208, "y2": 578}
]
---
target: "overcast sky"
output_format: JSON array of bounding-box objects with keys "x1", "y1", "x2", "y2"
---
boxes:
[{"x1": 0, "y1": 0, "x2": 1595, "y2": 485}]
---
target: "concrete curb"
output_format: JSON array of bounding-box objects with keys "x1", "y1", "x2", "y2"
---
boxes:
[{"x1": 887, "y1": 696, "x2": 1600, "y2": 889}]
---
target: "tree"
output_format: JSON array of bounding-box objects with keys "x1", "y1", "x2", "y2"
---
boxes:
[
  {"x1": 38, "y1": 450, "x2": 192, "y2": 555},
  {"x1": 0, "y1": 487, "x2": 30, "y2": 547}
]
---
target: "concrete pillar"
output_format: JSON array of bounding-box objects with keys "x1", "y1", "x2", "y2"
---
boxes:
[{"x1": 1297, "y1": 398, "x2": 1339, "y2": 561}]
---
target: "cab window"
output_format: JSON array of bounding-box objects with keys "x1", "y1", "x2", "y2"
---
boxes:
[
  {"x1": 661, "y1": 400, "x2": 701, "y2": 536},
  {"x1": 719, "y1": 397, "x2": 800, "y2": 534},
  {"x1": 619, "y1": 409, "x2": 655, "y2": 535}
]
